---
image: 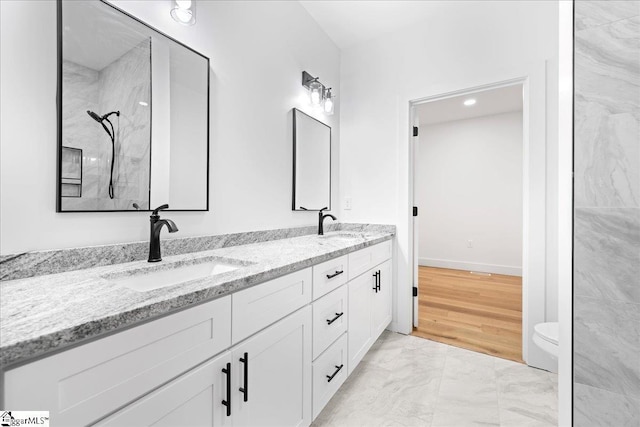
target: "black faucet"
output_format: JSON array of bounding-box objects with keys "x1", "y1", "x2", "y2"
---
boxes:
[
  {"x1": 318, "y1": 207, "x2": 336, "y2": 236},
  {"x1": 148, "y1": 204, "x2": 178, "y2": 262}
]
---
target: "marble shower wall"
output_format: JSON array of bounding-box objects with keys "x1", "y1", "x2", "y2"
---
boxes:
[
  {"x1": 573, "y1": 1, "x2": 640, "y2": 425},
  {"x1": 98, "y1": 38, "x2": 151, "y2": 211},
  {"x1": 61, "y1": 39, "x2": 151, "y2": 211}
]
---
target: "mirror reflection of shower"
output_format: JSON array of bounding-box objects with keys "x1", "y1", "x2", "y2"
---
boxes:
[{"x1": 87, "y1": 110, "x2": 120, "y2": 199}]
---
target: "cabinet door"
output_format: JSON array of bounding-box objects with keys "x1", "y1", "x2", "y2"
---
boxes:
[
  {"x1": 232, "y1": 306, "x2": 312, "y2": 427},
  {"x1": 95, "y1": 351, "x2": 232, "y2": 427},
  {"x1": 372, "y1": 259, "x2": 393, "y2": 339},
  {"x1": 347, "y1": 270, "x2": 374, "y2": 375}
]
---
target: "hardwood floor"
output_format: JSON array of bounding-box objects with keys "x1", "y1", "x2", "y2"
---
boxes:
[{"x1": 412, "y1": 266, "x2": 523, "y2": 363}]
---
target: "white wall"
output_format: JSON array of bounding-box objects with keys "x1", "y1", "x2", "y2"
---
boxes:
[
  {"x1": 417, "y1": 112, "x2": 523, "y2": 276},
  {"x1": 0, "y1": 0, "x2": 340, "y2": 254},
  {"x1": 338, "y1": 1, "x2": 559, "y2": 340}
]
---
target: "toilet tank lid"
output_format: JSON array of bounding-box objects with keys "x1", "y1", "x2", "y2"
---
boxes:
[{"x1": 534, "y1": 322, "x2": 558, "y2": 345}]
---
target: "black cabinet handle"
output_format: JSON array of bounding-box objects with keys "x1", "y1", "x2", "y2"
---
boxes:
[
  {"x1": 372, "y1": 271, "x2": 379, "y2": 293},
  {"x1": 326, "y1": 312, "x2": 344, "y2": 325},
  {"x1": 377, "y1": 270, "x2": 381, "y2": 292},
  {"x1": 326, "y1": 364, "x2": 344, "y2": 382},
  {"x1": 326, "y1": 270, "x2": 344, "y2": 279},
  {"x1": 239, "y1": 352, "x2": 248, "y2": 402},
  {"x1": 221, "y1": 362, "x2": 231, "y2": 416}
]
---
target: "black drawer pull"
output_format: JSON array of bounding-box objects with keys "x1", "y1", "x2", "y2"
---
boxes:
[
  {"x1": 326, "y1": 312, "x2": 344, "y2": 325},
  {"x1": 326, "y1": 270, "x2": 344, "y2": 279},
  {"x1": 239, "y1": 352, "x2": 249, "y2": 402},
  {"x1": 372, "y1": 271, "x2": 379, "y2": 293},
  {"x1": 326, "y1": 364, "x2": 344, "y2": 382},
  {"x1": 221, "y1": 362, "x2": 231, "y2": 416}
]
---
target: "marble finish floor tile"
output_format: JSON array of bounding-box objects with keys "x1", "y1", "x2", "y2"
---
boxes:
[{"x1": 314, "y1": 332, "x2": 557, "y2": 427}]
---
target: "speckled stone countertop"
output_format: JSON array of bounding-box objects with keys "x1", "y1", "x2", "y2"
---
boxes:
[{"x1": 0, "y1": 227, "x2": 394, "y2": 369}]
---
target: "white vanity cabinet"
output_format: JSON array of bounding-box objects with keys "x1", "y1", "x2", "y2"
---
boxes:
[
  {"x1": 93, "y1": 281, "x2": 313, "y2": 427},
  {"x1": 2, "y1": 238, "x2": 393, "y2": 427},
  {"x1": 99, "y1": 307, "x2": 313, "y2": 427}
]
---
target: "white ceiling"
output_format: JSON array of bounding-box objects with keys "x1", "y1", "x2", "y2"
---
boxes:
[
  {"x1": 299, "y1": 1, "x2": 444, "y2": 49},
  {"x1": 417, "y1": 84, "x2": 524, "y2": 126},
  {"x1": 63, "y1": 1, "x2": 151, "y2": 70}
]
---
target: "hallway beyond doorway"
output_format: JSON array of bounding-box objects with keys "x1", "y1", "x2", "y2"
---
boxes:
[{"x1": 413, "y1": 266, "x2": 523, "y2": 363}]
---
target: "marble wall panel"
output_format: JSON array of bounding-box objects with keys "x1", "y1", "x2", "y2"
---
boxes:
[
  {"x1": 574, "y1": 16, "x2": 640, "y2": 207},
  {"x1": 99, "y1": 38, "x2": 151, "y2": 208},
  {"x1": 575, "y1": 381, "x2": 640, "y2": 426},
  {"x1": 574, "y1": 208, "x2": 640, "y2": 303},
  {"x1": 574, "y1": 1, "x2": 640, "y2": 424}
]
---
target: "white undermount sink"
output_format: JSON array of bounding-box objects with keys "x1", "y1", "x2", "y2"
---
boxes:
[{"x1": 108, "y1": 258, "x2": 242, "y2": 292}]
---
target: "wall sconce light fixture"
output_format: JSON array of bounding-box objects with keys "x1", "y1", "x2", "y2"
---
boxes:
[
  {"x1": 171, "y1": 0, "x2": 196, "y2": 26},
  {"x1": 302, "y1": 71, "x2": 335, "y2": 115}
]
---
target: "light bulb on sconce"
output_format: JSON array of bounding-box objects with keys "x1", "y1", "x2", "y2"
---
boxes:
[
  {"x1": 324, "y1": 88, "x2": 334, "y2": 115},
  {"x1": 308, "y1": 79, "x2": 323, "y2": 106},
  {"x1": 171, "y1": 0, "x2": 196, "y2": 26}
]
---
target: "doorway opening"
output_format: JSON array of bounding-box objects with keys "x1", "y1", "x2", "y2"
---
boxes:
[{"x1": 410, "y1": 83, "x2": 526, "y2": 362}]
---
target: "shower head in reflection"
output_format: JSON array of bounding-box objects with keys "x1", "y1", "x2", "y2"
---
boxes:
[
  {"x1": 87, "y1": 110, "x2": 120, "y2": 199},
  {"x1": 87, "y1": 110, "x2": 120, "y2": 123}
]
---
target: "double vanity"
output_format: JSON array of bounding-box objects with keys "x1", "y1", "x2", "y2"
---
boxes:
[{"x1": 0, "y1": 225, "x2": 394, "y2": 426}]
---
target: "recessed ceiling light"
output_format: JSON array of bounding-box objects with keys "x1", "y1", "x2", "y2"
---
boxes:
[
  {"x1": 139, "y1": 101, "x2": 148, "y2": 106},
  {"x1": 463, "y1": 99, "x2": 476, "y2": 106}
]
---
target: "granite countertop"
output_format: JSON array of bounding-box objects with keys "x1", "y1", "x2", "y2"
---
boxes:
[{"x1": 0, "y1": 228, "x2": 394, "y2": 369}]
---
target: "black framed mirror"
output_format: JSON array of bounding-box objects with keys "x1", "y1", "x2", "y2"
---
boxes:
[
  {"x1": 292, "y1": 109, "x2": 331, "y2": 211},
  {"x1": 57, "y1": 0, "x2": 209, "y2": 212}
]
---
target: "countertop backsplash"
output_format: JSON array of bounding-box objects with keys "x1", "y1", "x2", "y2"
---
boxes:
[{"x1": 0, "y1": 223, "x2": 395, "y2": 282}]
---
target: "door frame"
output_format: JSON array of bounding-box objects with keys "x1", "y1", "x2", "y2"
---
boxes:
[{"x1": 405, "y1": 63, "x2": 551, "y2": 369}]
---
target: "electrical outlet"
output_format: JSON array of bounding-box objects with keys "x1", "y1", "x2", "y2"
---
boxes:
[
  {"x1": 467, "y1": 239, "x2": 473, "y2": 248},
  {"x1": 344, "y1": 197, "x2": 352, "y2": 210}
]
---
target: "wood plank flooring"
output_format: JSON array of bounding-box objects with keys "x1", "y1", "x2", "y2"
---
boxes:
[{"x1": 412, "y1": 266, "x2": 523, "y2": 363}]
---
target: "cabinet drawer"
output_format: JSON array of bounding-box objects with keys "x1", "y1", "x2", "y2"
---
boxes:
[
  {"x1": 232, "y1": 268, "x2": 312, "y2": 344},
  {"x1": 312, "y1": 254, "x2": 348, "y2": 300},
  {"x1": 312, "y1": 333, "x2": 348, "y2": 420},
  {"x1": 312, "y1": 285, "x2": 348, "y2": 360},
  {"x1": 4, "y1": 296, "x2": 231, "y2": 427},
  {"x1": 372, "y1": 239, "x2": 392, "y2": 267},
  {"x1": 348, "y1": 240, "x2": 392, "y2": 280}
]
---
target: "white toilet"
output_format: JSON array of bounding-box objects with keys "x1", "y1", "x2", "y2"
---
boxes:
[{"x1": 533, "y1": 322, "x2": 559, "y2": 358}]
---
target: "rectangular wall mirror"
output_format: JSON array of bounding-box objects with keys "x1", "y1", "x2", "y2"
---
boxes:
[
  {"x1": 57, "y1": 0, "x2": 209, "y2": 212},
  {"x1": 292, "y1": 109, "x2": 331, "y2": 211}
]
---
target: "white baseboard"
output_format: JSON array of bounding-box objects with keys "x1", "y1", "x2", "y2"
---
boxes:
[{"x1": 418, "y1": 258, "x2": 522, "y2": 277}]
